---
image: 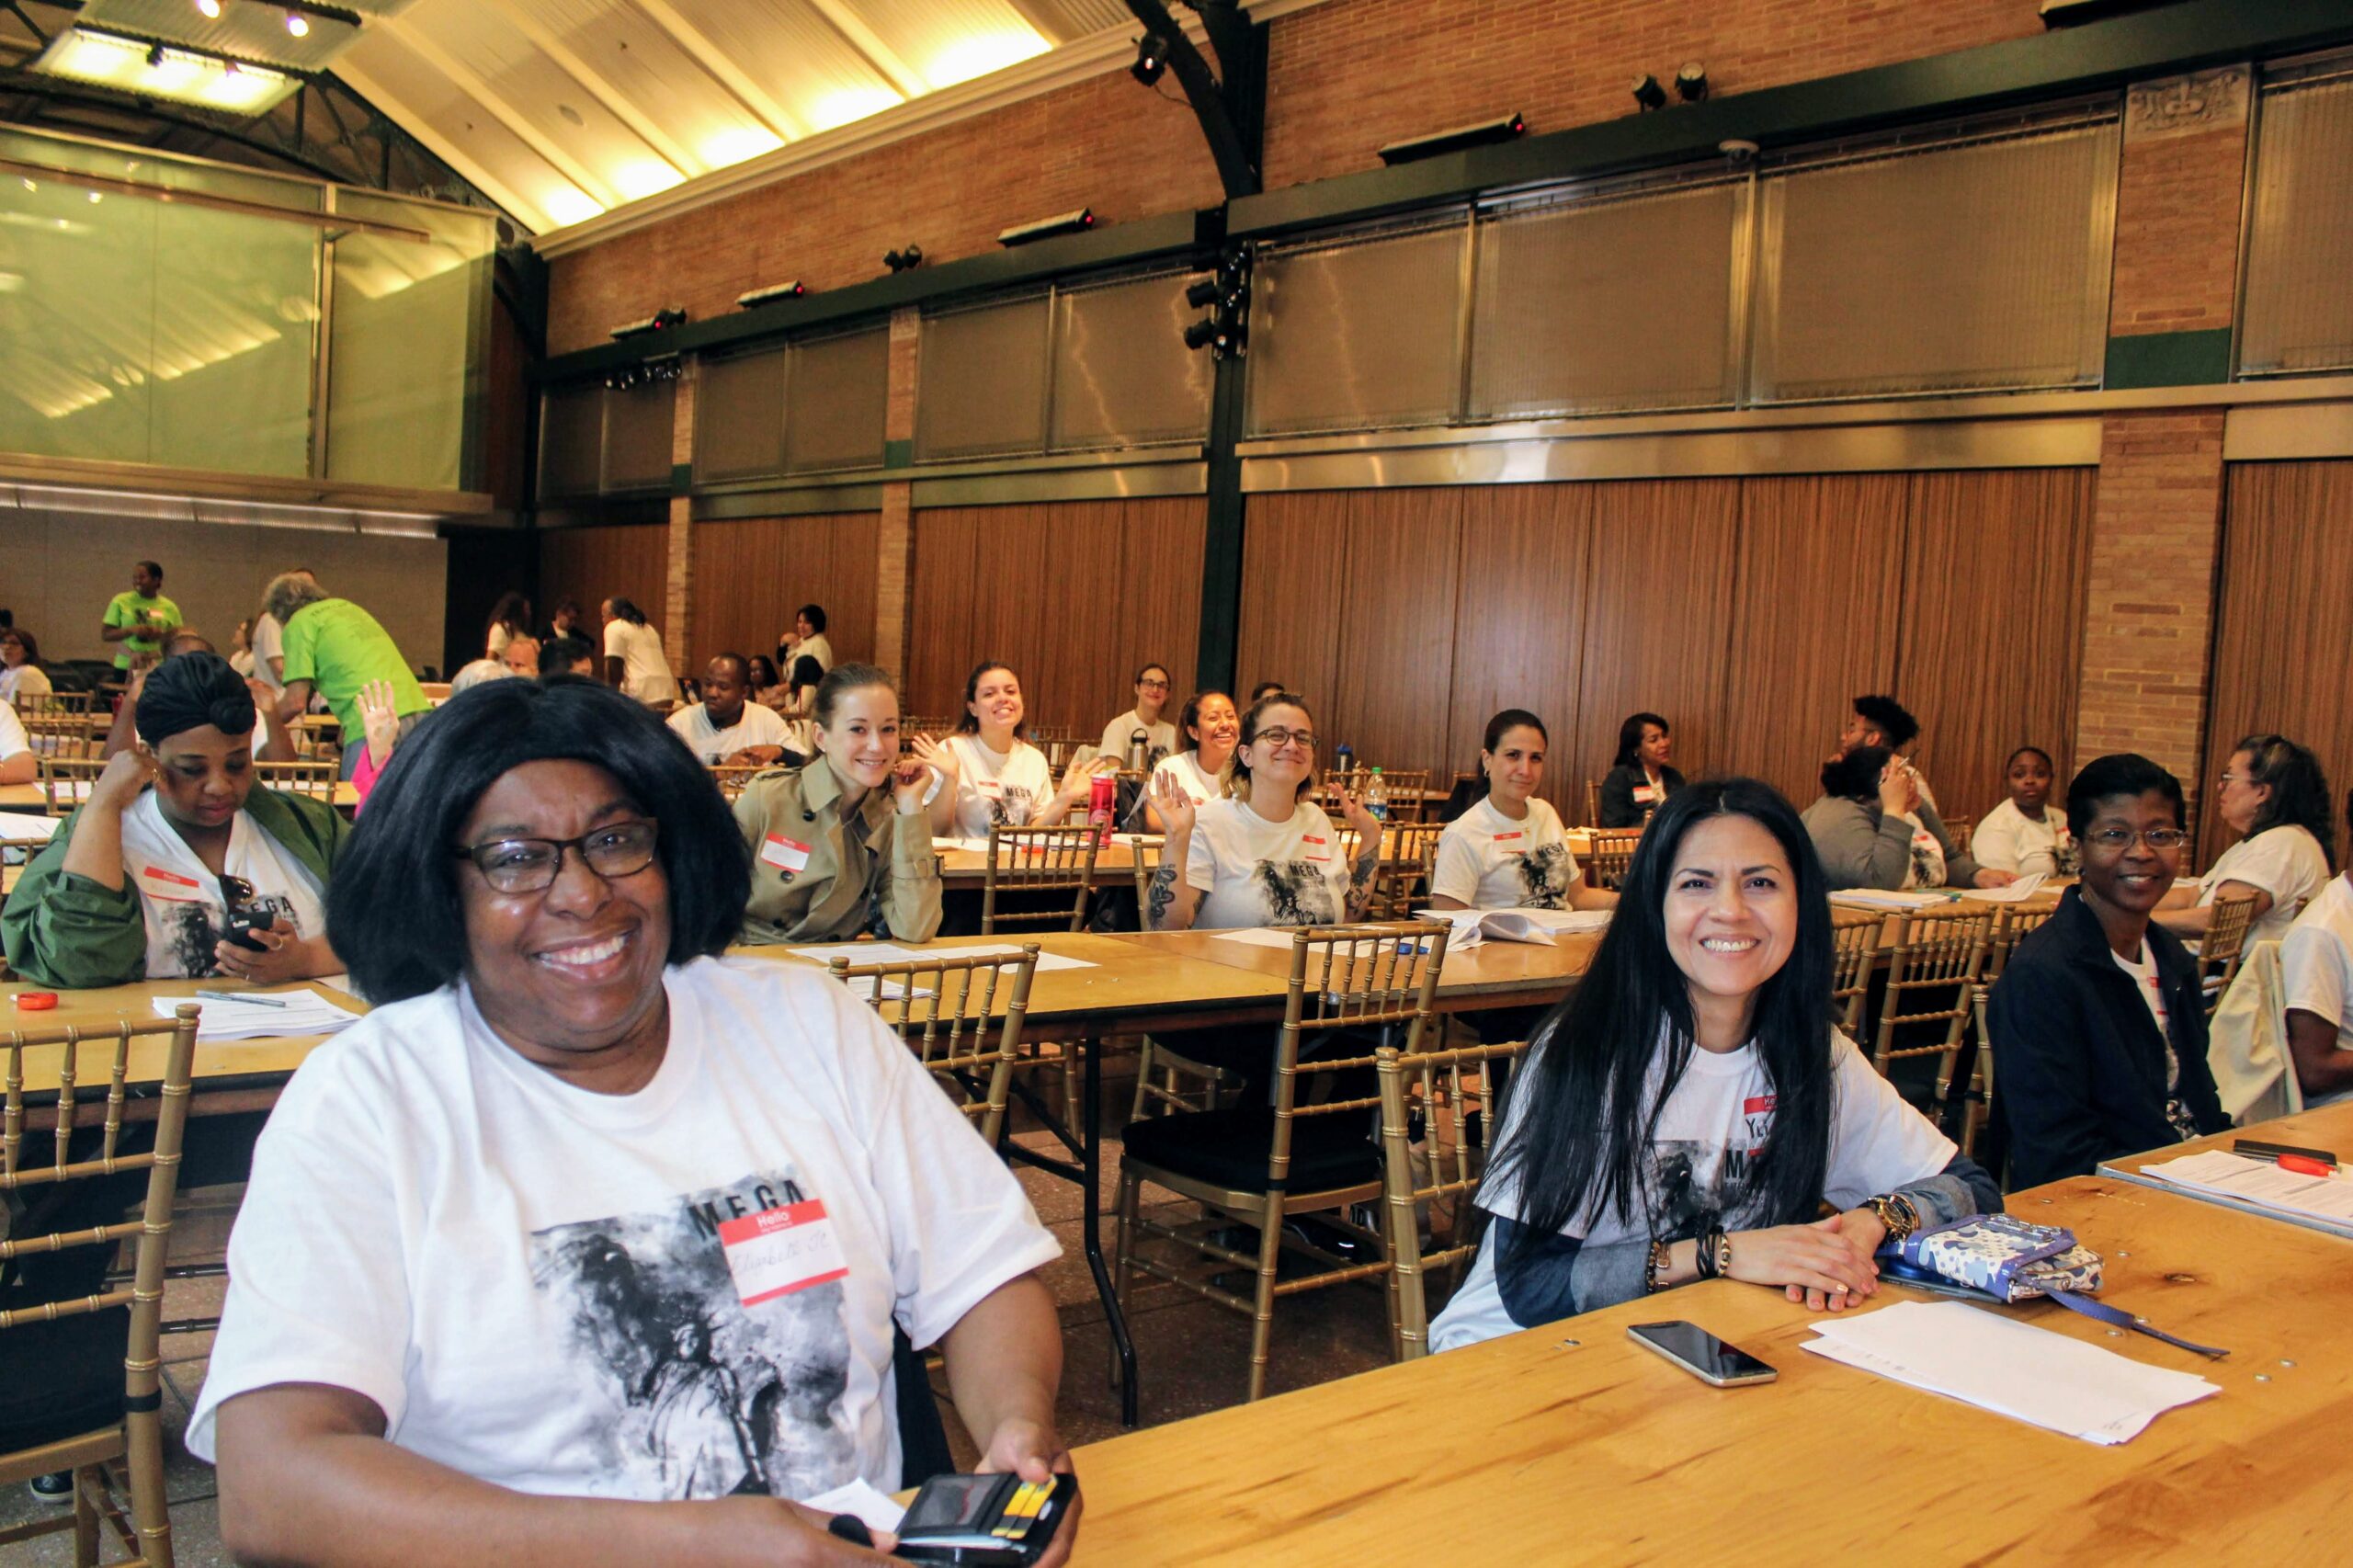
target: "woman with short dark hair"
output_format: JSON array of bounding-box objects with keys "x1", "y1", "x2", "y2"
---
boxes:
[
  {"x1": 2156, "y1": 732, "x2": 2335, "y2": 944},
  {"x1": 1993, "y1": 754, "x2": 2228, "y2": 1188},
  {"x1": 2, "y1": 652, "x2": 347, "y2": 988},
  {"x1": 1597, "y1": 711, "x2": 1683, "y2": 828},
  {"x1": 193, "y1": 677, "x2": 1074, "y2": 1566},
  {"x1": 1431, "y1": 779, "x2": 1995, "y2": 1349},
  {"x1": 1972, "y1": 744, "x2": 2071, "y2": 876}
]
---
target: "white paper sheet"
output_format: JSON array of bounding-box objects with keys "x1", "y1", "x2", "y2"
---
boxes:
[
  {"x1": 160, "y1": 988, "x2": 364, "y2": 1041},
  {"x1": 2140, "y1": 1150, "x2": 2353, "y2": 1224},
  {"x1": 1963, "y1": 872, "x2": 2051, "y2": 903},
  {"x1": 1413, "y1": 906, "x2": 1612, "y2": 948},
  {"x1": 803, "y1": 1478, "x2": 907, "y2": 1536},
  {"x1": 0, "y1": 812, "x2": 63, "y2": 843},
  {"x1": 1802, "y1": 1301, "x2": 2218, "y2": 1445},
  {"x1": 1827, "y1": 889, "x2": 1956, "y2": 911},
  {"x1": 1207, "y1": 926, "x2": 1320, "y2": 949}
]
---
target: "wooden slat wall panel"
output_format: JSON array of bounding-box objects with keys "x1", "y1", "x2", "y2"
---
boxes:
[
  {"x1": 1234, "y1": 490, "x2": 1349, "y2": 712},
  {"x1": 1574, "y1": 479, "x2": 1741, "y2": 803},
  {"x1": 1446, "y1": 483, "x2": 1595, "y2": 817},
  {"x1": 688, "y1": 513, "x2": 880, "y2": 678},
  {"x1": 1328, "y1": 488, "x2": 1464, "y2": 781},
  {"x1": 905, "y1": 499, "x2": 1207, "y2": 737},
  {"x1": 538, "y1": 523, "x2": 669, "y2": 647},
  {"x1": 1894, "y1": 468, "x2": 2095, "y2": 828},
  {"x1": 2203, "y1": 460, "x2": 2353, "y2": 869},
  {"x1": 1721, "y1": 474, "x2": 1909, "y2": 810}
]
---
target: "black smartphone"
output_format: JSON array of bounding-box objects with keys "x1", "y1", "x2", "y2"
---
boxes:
[
  {"x1": 222, "y1": 908, "x2": 275, "y2": 953},
  {"x1": 1627, "y1": 1321, "x2": 1778, "y2": 1387},
  {"x1": 893, "y1": 1471, "x2": 1077, "y2": 1565}
]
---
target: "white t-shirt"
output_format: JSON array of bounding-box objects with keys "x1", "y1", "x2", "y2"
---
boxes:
[
  {"x1": 668, "y1": 701, "x2": 794, "y2": 766},
  {"x1": 1431, "y1": 796, "x2": 1579, "y2": 909},
  {"x1": 2283, "y1": 873, "x2": 2353, "y2": 1088},
  {"x1": 1149, "y1": 751, "x2": 1228, "y2": 809},
  {"x1": 0, "y1": 702, "x2": 28, "y2": 763},
  {"x1": 785, "y1": 632, "x2": 835, "y2": 679},
  {"x1": 940, "y1": 734, "x2": 1054, "y2": 839},
  {"x1": 2110, "y1": 938, "x2": 2177, "y2": 1083},
  {"x1": 1185, "y1": 797, "x2": 1355, "y2": 930},
  {"x1": 116, "y1": 790, "x2": 327, "y2": 979},
  {"x1": 1431, "y1": 1029, "x2": 1954, "y2": 1351},
  {"x1": 1971, "y1": 798, "x2": 2072, "y2": 876},
  {"x1": 187, "y1": 957, "x2": 1058, "y2": 1501},
  {"x1": 2, "y1": 664, "x2": 54, "y2": 703},
  {"x1": 604, "y1": 619, "x2": 680, "y2": 705},
  {"x1": 1097, "y1": 711, "x2": 1176, "y2": 769},
  {"x1": 251, "y1": 613, "x2": 286, "y2": 690},
  {"x1": 2200, "y1": 824, "x2": 2329, "y2": 945}
]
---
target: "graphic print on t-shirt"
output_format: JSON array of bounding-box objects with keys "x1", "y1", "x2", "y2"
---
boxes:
[
  {"x1": 1514, "y1": 844, "x2": 1572, "y2": 909},
  {"x1": 529, "y1": 1168, "x2": 856, "y2": 1502},
  {"x1": 1647, "y1": 1093, "x2": 1777, "y2": 1238},
  {"x1": 1252, "y1": 859, "x2": 1340, "y2": 926}
]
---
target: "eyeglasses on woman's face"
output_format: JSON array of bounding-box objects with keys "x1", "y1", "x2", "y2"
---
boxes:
[
  {"x1": 2082, "y1": 825, "x2": 2187, "y2": 852},
  {"x1": 455, "y1": 819, "x2": 660, "y2": 894},
  {"x1": 1252, "y1": 726, "x2": 1315, "y2": 754}
]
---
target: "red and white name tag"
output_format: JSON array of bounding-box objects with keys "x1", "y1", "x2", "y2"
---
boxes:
[
  {"x1": 718, "y1": 1199, "x2": 849, "y2": 1307},
  {"x1": 760, "y1": 834, "x2": 812, "y2": 874},
  {"x1": 1301, "y1": 833, "x2": 1330, "y2": 863},
  {"x1": 1632, "y1": 786, "x2": 1659, "y2": 803},
  {"x1": 1494, "y1": 830, "x2": 1524, "y2": 854},
  {"x1": 137, "y1": 865, "x2": 207, "y2": 903},
  {"x1": 975, "y1": 778, "x2": 1006, "y2": 800}
]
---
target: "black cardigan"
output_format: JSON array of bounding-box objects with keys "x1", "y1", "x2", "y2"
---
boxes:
[
  {"x1": 1989, "y1": 888, "x2": 2228, "y2": 1191},
  {"x1": 1598, "y1": 763, "x2": 1685, "y2": 829}
]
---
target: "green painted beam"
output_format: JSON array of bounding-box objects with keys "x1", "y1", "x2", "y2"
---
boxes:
[
  {"x1": 2105, "y1": 327, "x2": 2235, "y2": 389},
  {"x1": 538, "y1": 208, "x2": 1221, "y2": 382},
  {"x1": 1228, "y1": 0, "x2": 2353, "y2": 240}
]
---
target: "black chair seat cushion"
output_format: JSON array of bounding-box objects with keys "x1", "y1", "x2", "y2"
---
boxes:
[
  {"x1": 1121, "y1": 1107, "x2": 1379, "y2": 1194},
  {"x1": 0, "y1": 1304, "x2": 129, "y2": 1452}
]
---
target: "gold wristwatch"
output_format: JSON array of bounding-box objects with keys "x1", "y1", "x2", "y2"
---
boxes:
[{"x1": 1866, "y1": 1192, "x2": 1922, "y2": 1244}]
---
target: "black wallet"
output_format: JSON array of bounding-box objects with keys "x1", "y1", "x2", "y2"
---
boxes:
[{"x1": 892, "y1": 1471, "x2": 1077, "y2": 1564}]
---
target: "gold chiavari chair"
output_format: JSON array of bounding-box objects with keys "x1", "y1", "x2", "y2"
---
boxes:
[
  {"x1": 1361, "y1": 820, "x2": 1445, "y2": 921},
  {"x1": 1116, "y1": 921, "x2": 1449, "y2": 1403},
  {"x1": 1963, "y1": 983, "x2": 1998, "y2": 1167},
  {"x1": 1584, "y1": 778, "x2": 1601, "y2": 829},
  {"x1": 1369, "y1": 768, "x2": 1431, "y2": 824},
  {"x1": 2197, "y1": 893, "x2": 2259, "y2": 1020},
  {"x1": 253, "y1": 759, "x2": 337, "y2": 807},
  {"x1": 0, "y1": 1004, "x2": 200, "y2": 1568},
  {"x1": 1584, "y1": 827, "x2": 1644, "y2": 892},
  {"x1": 1127, "y1": 846, "x2": 1228, "y2": 1120},
  {"x1": 1870, "y1": 908, "x2": 1995, "y2": 1118},
  {"x1": 1950, "y1": 908, "x2": 2055, "y2": 1156},
  {"x1": 1829, "y1": 907, "x2": 1882, "y2": 1038},
  {"x1": 1376, "y1": 1036, "x2": 1529, "y2": 1360},
  {"x1": 823, "y1": 946, "x2": 1037, "y2": 1146},
  {"x1": 34, "y1": 756, "x2": 107, "y2": 818},
  {"x1": 1940, "y1": 814, "x2": 1974, "y2": 851},
  {"x1": 981, "y1": 824, "x2": 1102, "y2": 937},
  {"x1": 709, "y1": 763, "x2": 767, "y2": 803},
  {"x1": 1982, "y1": 903, "x2": 2057, "y2": 983},
  {"x1": 14, "y1": 691, "x2": 99, "y2": 761}
]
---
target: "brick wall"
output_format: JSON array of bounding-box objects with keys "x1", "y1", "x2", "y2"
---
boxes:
[
  {"x1": 2109, "y1": 67, "x2": 2252, "y2": 337},
  {"x1": 545, "y1": 71, "x2": 1222, "y2": 355},
  {"x1": 2073, "y1": 410, "x2": 2228, "y2": 817},
  {"x1": 1259, "y1": 0, "x2": 2044, "y2": 188},
  {"x1": 665, "y1": 365, "x2": 696, "y2": 673}
]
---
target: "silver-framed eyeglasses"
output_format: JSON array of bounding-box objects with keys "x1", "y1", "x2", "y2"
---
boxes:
[
  {"x1": 455, "y1": 819, "x2": 660, "y2": 893},
  {"x1": 2084, "y1": 826, "x2": 2188, "y2": 852}
]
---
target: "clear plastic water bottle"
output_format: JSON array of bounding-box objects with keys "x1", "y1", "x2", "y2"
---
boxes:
[{"x1": 1367, "y1": 766, "x2": 1389, "y2": 824}]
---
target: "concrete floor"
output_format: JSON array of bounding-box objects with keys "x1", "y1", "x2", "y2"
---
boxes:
[{"x1": 0, "y1": 1054, "x2": 1440, "y2": 1564}]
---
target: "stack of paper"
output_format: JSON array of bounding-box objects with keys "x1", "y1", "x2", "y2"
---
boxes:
[
  {"x1": 1802, "y1": 1301, "x2": 2218, "y2": 1444},
  {"x1": 1966, "y1": 872, "x2": 2051, "y2": 904},
  {"x1": 1414, "y1": 906, "x2": 1612, "y2": 948},
  {"x1": 0, "y1": 812, "x2": 62, "y2": 845},
  {"x1": 160, "y1": 988, "x2": 364, "y2": 1042},
  {"x1": 2140, "y1": 1150, "x2": 2353, "y2": 1228},
  {"x1": 1827, "y1": 888, "x2": 1955, "y2": 911}
]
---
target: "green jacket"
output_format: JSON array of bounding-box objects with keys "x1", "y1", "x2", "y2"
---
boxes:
[{"x1": 2, "y1": 789, "x2": 349, "y2": 990}]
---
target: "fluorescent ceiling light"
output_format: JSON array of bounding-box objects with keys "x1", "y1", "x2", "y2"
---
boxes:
[{"x1": 31, "y1": 26, "x2": 300, "y2": 116}]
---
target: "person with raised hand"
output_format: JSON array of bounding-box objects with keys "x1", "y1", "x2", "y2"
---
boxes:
[
  {"x1": 1429, "y1": 778, "x2": 1998, "y2": 1349},
  {"x1": 919, "y1": 661, "x2": 1108, "y2": 839}
]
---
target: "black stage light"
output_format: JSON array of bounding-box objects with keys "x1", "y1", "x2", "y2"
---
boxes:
[
  {"x1": 1185, "y1": 277, "x2": 1219, "y2": 309},
  {"x1": 883, "y1": 245, "x2": 925, "y2": 273},
  {"x1": 1631, "y1": 74, "x2": 1666, "y2": 111},
  {"x1": 1131, "y1": 32, "x2": 1168, "y2": 87},
  {"x1": 1182, "y1": 317, "x2": 1220, "y2": 351},
  {"x1": 1675, "y1": 62, "x2": 1709, "y2": 102}
]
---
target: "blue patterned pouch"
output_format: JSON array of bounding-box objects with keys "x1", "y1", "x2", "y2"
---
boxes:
[{"x1": 1898, "y1": 1213, "x2": 2103, "y2": 1301}]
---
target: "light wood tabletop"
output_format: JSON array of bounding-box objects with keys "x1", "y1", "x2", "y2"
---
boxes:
[
  {"x1": 2097, "y1": 1100, "x2": 2353, "y2": 1241},
  {"x1": 1109, "y1": 926, "x2": 1598, "y2": 1009},
  {"x1": 0, "y1": 780, "x2": 360, "y2": 811},
  {"x1": 2, "y1": 975, "x2": 367, "y2": 1104},
  {"x1": 931, "y1": 837, "x2": 1151, "y2": 892},
  {"x1": 1053, "y1": 1175, "x2": 2353, "y2": 1565}
]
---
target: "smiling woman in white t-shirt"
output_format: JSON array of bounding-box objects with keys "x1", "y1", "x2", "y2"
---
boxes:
[
  {"x1": 1429, "y1": 778, "x2": 1997, "y2": 1352},
  {"x1": 2156, "y1": 732, "x2": 2336, "y2": 946},
  {"x1": 1429, "y1": 710, "x2": 1616, "y2": 914},
  {"x1": 1142, "y1": 688, "x2": 1238, "y2": 831},
  {"x1": 916, "y1": 661, "x2": 1106, "y2": 840},
  {"x1": 192, "y1": 678, "x2": 1076, "y2": 1567}
]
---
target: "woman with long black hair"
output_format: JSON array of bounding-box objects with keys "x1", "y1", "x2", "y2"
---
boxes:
[{"x1": 1430, "y1": 778, "x2": 1998, "y2": 1350}]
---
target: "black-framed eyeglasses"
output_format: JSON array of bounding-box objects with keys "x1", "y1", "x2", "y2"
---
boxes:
[
  {"x1": 1253, "y1": 726, "x2": 1316, "y2": 752},
  {"x1": 2084, "y1": 826, "x2": 2188, "y2": 852},
  {"x1": 453, "y1": 819, "x2": 660, "y2": 894}
]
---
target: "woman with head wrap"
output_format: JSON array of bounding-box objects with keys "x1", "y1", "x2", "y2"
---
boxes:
[{"x1": 2, "y1": 652, "x2": 349, "y2": 989}]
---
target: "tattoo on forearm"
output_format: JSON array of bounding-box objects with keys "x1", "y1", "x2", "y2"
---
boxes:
[
  {"x1": 1347, "y1": 855, "x2": 1378, "y2": 915},
  {"x1": 1148, "y1": 863, "x2": 1177, "y2": 927}
]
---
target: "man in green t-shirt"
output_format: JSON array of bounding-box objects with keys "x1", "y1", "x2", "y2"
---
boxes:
[
  {"x1": 264, "y1": 572, "x2": 429, "y2": 779},
  {"x1": 99, "y1": 560, "x2": 181, "y2": 670}
]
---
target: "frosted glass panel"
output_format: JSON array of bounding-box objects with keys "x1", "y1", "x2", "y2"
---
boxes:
[
  {"x1": 1246, "y1": 224, "x2": 1466, "y2": 437},
  {"x1": 1051, "y1": 272, "x2": 1211, "y2": 449},
  {"x1": 540, "y1": 383, "x2": 604, "y2": 499},
  {"x1": 915, "y1": 296, "x2": 1048, "y2": 460},
  {"x1": 149, "y1": 201, "x2": 316, "y2": 477},
  {"x1": 0, "y1": 176, "x2": 159, "y2": 461},
  {"x1": 785, "y1": 327, "x2": 887, "y2": 472},
  {"x1": 328, "y1": 192, "x2": 494, "y2": 489},
  {"x1": 2240, "y1": 76, "x2": 2353, "y2": 376},
  {"x1": 604, "y1": 380, "x2": 676, "y2": 492},
  {"x1": 697, "y1": 347, "x2": 789, "y2": 482}
]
